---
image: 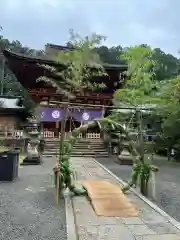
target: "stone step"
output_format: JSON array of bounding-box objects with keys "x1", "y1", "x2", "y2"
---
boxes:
[
  {"x1": 74, "y1": 142, "x2": 104, "y2": 145},
  {"x1": 44, "y1": 147, "x2": 107, "y2": 151},
  {"x1": 71, "y1": 151, "x2": 108, "y2": 155},
  {"x1": 74, "y1": 143, "x2": 104, "y2": 146},
  {"x1": 45, "y1": 143, "x2": 105, "y2": 147},
  {"x1": 72, "y1": 149, "x2": 107, "y2": 153},
  {"x1": 45, "y1": 139, "x2": 103, "y2": 142},
  {"x1": 73, "y1": 148, "x2": 106, "y2": 152},
  {"x1": 43, "y1": 151, "x2": 58, "y2": 155},
  {"x1": 71, "y1": 154, "x2": 108, "y2": 157},
  {"x1": 44, "y1": 149, "x2": 107, "y2": 154},
  {"x1": 43, "y1": 152, "x2": 108, "y2": 157},
  {"x1": 44, "y1": 138, "x2": 108, "y2": 158},
  {"x1": 73, "y1": 147, "x2": 105, "y2": 150},
  {"x1": 45, "y1": 142, "x2": 104, "y2": 146},
  {"x1": 44, "y1": 145, "x2": 105, "y2": 149},
  {"x1": 45, "y1": 146, "x2": 105, "y2": 150}
]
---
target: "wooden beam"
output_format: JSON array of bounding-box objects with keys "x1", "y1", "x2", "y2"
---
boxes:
[{"x1": 42, "y1": 100, "x2": 154, "y2": 111}]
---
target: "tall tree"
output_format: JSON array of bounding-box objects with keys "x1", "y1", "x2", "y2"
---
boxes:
[
  {"x1": 95, "y1": 43, "x2": 180, "y2": 81},
  {"x1": 38, "y1": 29, "x2": 107, "y2": 99},
  {"x1": 155, "y1": 77, "x2": 180, "y2": 154},
  {"x1": 0, "y1": 27, "x2": 36, "y2": 112},
  {"x1": 95, "y1": 45, "x2": 125, "y2": 64},
  {"x1": 153, "y1": 48, "x2": 180, "y2": 81},
  {"x1": 0, "y1": 27, "x2": 44, "y2": 56},
  {"x1": 113, "y1": 45, "x2": 156, "y2": 106}
]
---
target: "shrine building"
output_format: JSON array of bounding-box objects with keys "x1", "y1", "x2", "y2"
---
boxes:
[{"x1": 3, "y1": 44, "x2": 127, "y2": 139}]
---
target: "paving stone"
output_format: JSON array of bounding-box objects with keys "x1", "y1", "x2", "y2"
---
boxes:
[
  {"x1": 75, "y1": 210, "x2": 98, "y2": 226},
  {"x1": 73, "y1": 196, "x2": 91, "y2": 207},
  {"x1": 147, "y1": 222, "x2": 179, "y2": 234},
  {"x1": 127, "y1": 224, "x2": 156, "y2": 236},
  {"x1": 98, "y1": 225, "x2": 135, "y2": 240},
  {"x1": 122, "y1": 217, "x2": 144, "y2": 225},
  {"x1": 139, "y1": 208, "x2": 169, "y2": 224},
  {"x1": 98, "y1": 216, "x2": 124, "y2": 225},
  {"x1": 77, "y1": 225, "x2": 98, "y2": 240},
  {"x1": 78, "y1": 175, "x2": 88, "y2": 180},
  {"x1": 96, "y1": 156, "x2": 180, "y2": 224},
  {"x1": 73, "y1": 197, "x2": 99, "y2": 226},
  {"x1": 71, "y1": 157, "x2": 180, "y2": 239},
  {"x1": 135, "y1": 233, "x2": 180, "y2": 240},
  {"x1": 75, "y1": 213, "x2": 98, "y2": 227},
  {"x1": 130, "y1": 195, "x2": 154, "y2": 210}
]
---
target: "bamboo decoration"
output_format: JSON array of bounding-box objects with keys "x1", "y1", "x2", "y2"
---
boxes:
[
  {"x1": 56, "y1": 170, "x2": 60, "y2": 204},
  {"x1": 53, "y1": 103, "x2": 157, "y2": 203}
]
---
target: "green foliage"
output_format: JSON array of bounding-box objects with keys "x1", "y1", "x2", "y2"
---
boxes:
[
  {"x1": 111, "y1": 45, "x2": 180, "y2": 155},
  {"x1": 60, "y1": 161, "x2": 73, "y2": 188},
  {"x1": 113, "y1": 46, "x2": 157, "y2": 106},
  {"x1": 114, "y1": 88, "x2": 149, "y2": 106},
  {"x1": 95, "y1": 44, "x2": 180, "y2": 82},
  {"x1": 154, "y1": 76, "x2": 180, "y2": 152},
  {"x1": 70, "y1": 183, "x2": 87, "y2": 196},
  {"x1": 95, "y1": 45, "x2": 125, "y2": 64},
  {"x1": 0, "y1": 27, "x2": 44, "y2": 56},
  {"x1": 153, "y1": 48, "x2": 180, "y2": 81},
  {"x1": 0, "y1": 28, "x2": 36, "y2": 112},
  {"x1": 38, "y1": 30, "x2": 107, "y2": 99},
  {"x1": 53, "y1": 124, "x2": 89, "y2": 195},
  {"x1": 109, "y1": 46, "x2": 160, "y2": 194}
]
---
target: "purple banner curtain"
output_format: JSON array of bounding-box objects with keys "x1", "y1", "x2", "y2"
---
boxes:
[
  {"x1": 40, "y1": 107, "x2": 64, "y2": 122},
  {"x1": 68, "y1": 109, "x2": 103, "y2": 124},
  {"x1": 39, "y1": 107, "x2": 103, "y2": 123}
]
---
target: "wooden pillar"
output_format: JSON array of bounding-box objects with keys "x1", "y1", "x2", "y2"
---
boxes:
[
  {"x1": 59, "y1": 103, "x2": 68, "y2": 161},
  {"x1": 56, "y1": 120, "x2": 59, "y2": 138},
  {"x1": 0, "y1": 53, "x2": 5, "y2": 96}
]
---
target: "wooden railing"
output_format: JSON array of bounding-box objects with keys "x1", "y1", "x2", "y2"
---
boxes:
[{"x1": 43, "y1": 131, "x2": 101, "y2": 139}]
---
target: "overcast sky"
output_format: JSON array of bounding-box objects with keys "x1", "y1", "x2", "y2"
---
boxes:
[{"x1": 0, "y1": 0, "x2": 179, "y2": 56}]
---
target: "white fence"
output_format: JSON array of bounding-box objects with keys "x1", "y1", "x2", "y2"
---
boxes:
[
  {"x1": 0, "y1": 130, "x2": 101, "y2": 140},
  {"x1": 0, "y1": 130, "x2": 24, "y2": 139},
  {"x1": 85, "y1": 133, "x2": 101, "y2": 139},
  {"x1": 43, "y1": 131, "x2": 101, "y2": 139}
]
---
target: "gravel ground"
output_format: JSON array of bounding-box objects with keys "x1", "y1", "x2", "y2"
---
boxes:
[
  {"x1": 97, "y1": 155, "x2": 180, "y2": 222},
  {"x1": 0, "y1": 157, "x2": 67, "y2": 240}
]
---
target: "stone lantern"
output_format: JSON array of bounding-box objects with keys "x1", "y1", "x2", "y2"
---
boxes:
[{"x1": 21, "y1": 119, "x2": 44, "y2": 165}]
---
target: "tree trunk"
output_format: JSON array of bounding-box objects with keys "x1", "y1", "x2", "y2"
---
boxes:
[{"x1": 59, "y1": 104, "x2": 68, "y2": 161}]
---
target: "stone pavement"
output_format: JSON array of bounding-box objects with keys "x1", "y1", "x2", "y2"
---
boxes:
[{"x1": 70, "y1": 157, "x2": 180, "y2": 240}]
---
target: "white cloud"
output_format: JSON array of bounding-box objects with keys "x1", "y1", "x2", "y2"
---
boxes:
[
  {"x1": 40, "y1": 0, "x2": 59, "y2": 7},
  {"x1": 1, "y1": 0, "x2": 180, "y2": 55}
]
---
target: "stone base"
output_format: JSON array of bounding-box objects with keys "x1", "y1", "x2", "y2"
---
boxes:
[
  {"x1": 115, "y1": 154, "x2": 133, "y2": 165},
  {"x1": 20, "y1": 156, "x2": 42, "y2": 165}
]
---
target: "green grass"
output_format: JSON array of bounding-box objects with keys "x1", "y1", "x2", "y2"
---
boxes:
[
  {"x1": 0, "y1": 147, "x2": 9, "y2": 152},
  {"x1": 167, "y1": 160, "x2": 180, "y2": 165},
  {"x1": 19, "y1": 154, "x2": 26, "y2": 166}
]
